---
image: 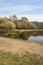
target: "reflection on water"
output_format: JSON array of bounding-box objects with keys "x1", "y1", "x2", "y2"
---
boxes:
[
  {"x1": 27, "y1": 31, "x2": 43, "y2": 43},
  {"x1": 28, "y1": 36, "x2": 43, "y2": 43},
  {"x1": 0, "y1": 31, "x2": 43, "y2": 43},
  {"x1": 19, "y1": 31, "x2": 43, "y2": 43}
]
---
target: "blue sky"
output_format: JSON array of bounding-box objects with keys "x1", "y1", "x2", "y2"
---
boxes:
[{"x1": 0, "y1": 0, "x2": 43, "y2": 21}]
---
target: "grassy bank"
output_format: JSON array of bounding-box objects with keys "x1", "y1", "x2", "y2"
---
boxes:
[
  {"x1": 0, "y1": 51, "x2": 43, "y2": 65},
  {"x1": 0, "y1": 29, "x2": 43, "y2": 32},
  {"x1": 0, "y1": 37, "x2": 43, "y2": 65},
  {"x1": 14, "y1": 29, "x2": 43, "y2": 32},
  {"x1": 0, "y1": 37, "x2": 43, "y2": 56},
  {"x1": 0, "y1": 29, "x2": 43, "y2": 39}
]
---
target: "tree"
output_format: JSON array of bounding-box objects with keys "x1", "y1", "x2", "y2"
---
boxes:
[
  {"x1": 0, "y1": 17, "x2": 16, "y2": 30},
  {"x1": 21, "y1": 17, "x2": 29, "y2": 22},
  {"x1": 10, "y1": 15, "x2": 17, "y2": 21}
]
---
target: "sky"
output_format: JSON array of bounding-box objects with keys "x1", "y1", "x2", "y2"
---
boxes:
[{"x1": 0, "y1": 0, "x2": 43, "y2": 21}]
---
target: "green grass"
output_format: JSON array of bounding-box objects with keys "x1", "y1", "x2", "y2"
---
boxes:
[{"x1": 0, "y1": 51, "x2": 43, "y2": 65}]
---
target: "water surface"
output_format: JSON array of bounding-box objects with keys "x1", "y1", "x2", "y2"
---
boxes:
[
  {"x1": 27, "y1": 31, "x2": 43, "y2": 43},
  {"x1": 28, "y1": 36, "x2": 43, "y2": 43}
]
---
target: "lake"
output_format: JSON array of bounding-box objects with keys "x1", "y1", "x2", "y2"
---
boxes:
[
  {"x1": 28, "y1": 31, "x2": 43, "y2": 43},
  {"x1": 28, "y1": 36, "x2": 43, "y2": 43}
]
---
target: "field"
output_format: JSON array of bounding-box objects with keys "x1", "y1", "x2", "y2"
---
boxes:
[
  {"x1": 0, "y1": 51, "x2": 43, "y2": 65},
  {"x1": 0, "y1": 37, "x2": 43, "y2": 65}
]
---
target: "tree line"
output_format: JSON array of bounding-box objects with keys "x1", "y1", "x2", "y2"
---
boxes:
[{"x1": 0, "y1": 15, "x2": 43, "y2": 31}]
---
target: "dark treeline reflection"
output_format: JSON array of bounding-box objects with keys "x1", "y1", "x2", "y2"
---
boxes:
[
  {"x1": 0, "y1": 31, "x2": 43, "y2": 40},
  {"x1": 19, "y1": 31, "x2": 43, "y2": 40}
]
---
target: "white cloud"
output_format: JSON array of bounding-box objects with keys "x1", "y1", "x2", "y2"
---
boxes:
[
  {"x1": 0, "y1": 4, "x2": 42, "y2": 12},
  {"x1": 17, "y1": 14, "x2": 43, "y2": 22},
  {"x1": 0, "y1": 3, "x2": 43, "y2": 22}
]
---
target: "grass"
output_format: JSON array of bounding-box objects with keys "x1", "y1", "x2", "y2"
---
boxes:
[
  {"x1": 0, "y1": 29, "x2": 43, "y2": 32},
  {"x1": 3, "y1": 32, "x2": 19, "y2": 38},
  {"x1": 0, "y1": 51, "x2": 43, "y2": 65}
]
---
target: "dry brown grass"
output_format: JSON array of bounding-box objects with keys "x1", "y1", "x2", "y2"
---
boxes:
[{"x1": 0, "y1": 37, "x2": 43, "y2": 57}]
